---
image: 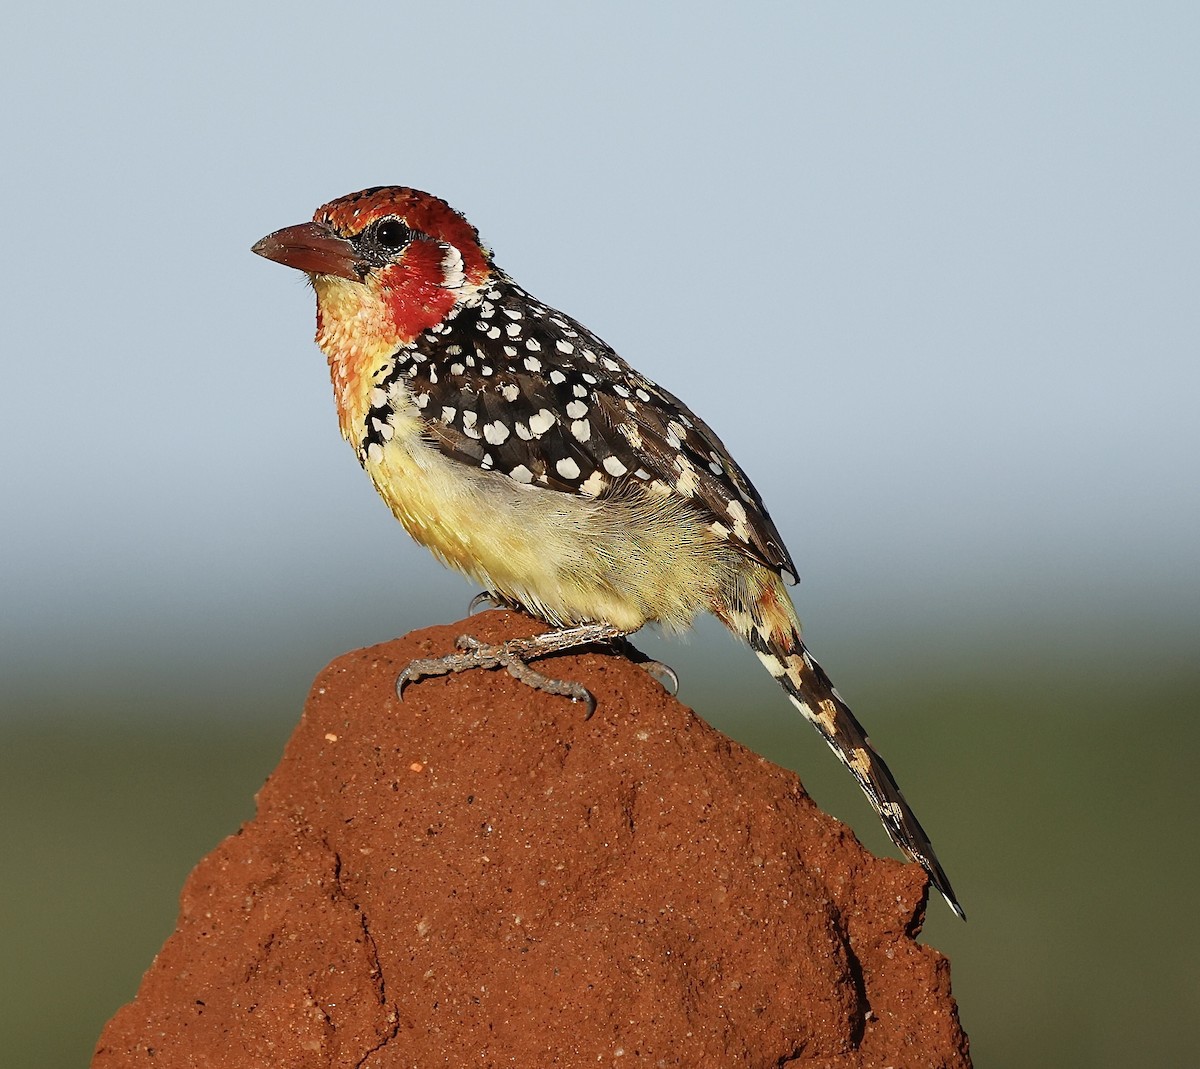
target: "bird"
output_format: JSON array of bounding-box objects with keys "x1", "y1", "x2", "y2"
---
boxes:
[{"x1": 252, "y1": 185, "x2": 964, "y2": 920}]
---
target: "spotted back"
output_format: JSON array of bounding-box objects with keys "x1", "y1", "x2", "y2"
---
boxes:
[{"x1": 359, "y1": 273, "x2": 798, "y2": 584}]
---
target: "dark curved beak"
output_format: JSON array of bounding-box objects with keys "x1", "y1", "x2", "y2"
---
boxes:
[{"x1": 251, "y1": 221, "x2": 361, "y2": 281}]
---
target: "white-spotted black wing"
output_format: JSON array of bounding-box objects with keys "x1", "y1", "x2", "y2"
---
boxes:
[{"x1": 372, "y1": 274, "x2": 798, "y2": 583}]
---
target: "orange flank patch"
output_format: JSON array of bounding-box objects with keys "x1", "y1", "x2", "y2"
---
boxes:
[{"x1": 752, "y1": 576, "x2": 794, "y2": 647}]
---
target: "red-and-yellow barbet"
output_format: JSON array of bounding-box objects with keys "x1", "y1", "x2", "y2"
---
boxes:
[{"x1": 253, "y1": 186, "x2": 964, "y2": 919}]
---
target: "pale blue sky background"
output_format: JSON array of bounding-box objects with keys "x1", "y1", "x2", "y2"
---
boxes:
[{"x1": 2, "y1": 2, "x2": 1196, "y2": 707}]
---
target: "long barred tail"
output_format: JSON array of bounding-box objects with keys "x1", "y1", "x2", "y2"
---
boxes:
[{"x1": 723, "y1": 573, "x2": 965, "y2": 920}]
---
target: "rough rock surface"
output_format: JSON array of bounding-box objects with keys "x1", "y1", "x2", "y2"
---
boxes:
[{"x1": 94, "y1": 611, "x2": 970, "y2": 1068}]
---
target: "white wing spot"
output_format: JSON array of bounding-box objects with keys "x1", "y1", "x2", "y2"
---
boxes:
[
  {"x1": 565, "y1": 399, "x2": 588, "y2": 419},
  {"x1": 556, "y1": 458, "x2": 581, "y2": 480},
  {"x1": 619, "y1": 423, "x2": 643, "y2": 449},
  {"x1": 726, "y1": 498, "x2": 751, "y2": 540},
  {"x1": 571, "y1": 419, "x2": 591, "y2": 442},
  {"x1": 674, "y1": 456, "x2": 700, "y2": 496},
  {"x1": 579, "y1": 470, "x2": 607, "y2": 495},
  {"x1": 484, "y1": 421, "x2": 510, "y2": 445},
  {"x1": 528, "y1": 409, "x2": 556, "y2": 436},
  {"x1": 510, "y1": 464, "x2": 533, "y2": 484},
  {"x1": 602, "y1": 456, "x2": 628, "y2": 477},
  {"x1": 524, "y1": 356, "x2": 543, "y2": 373}
]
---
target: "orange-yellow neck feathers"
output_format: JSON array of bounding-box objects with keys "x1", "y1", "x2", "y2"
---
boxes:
[
  {"x1": 313, "y1": 244, "x2": 487, "y2": 444},
  {"x1": 284, "y1": 186, "x2": 495, "y2": 445}
]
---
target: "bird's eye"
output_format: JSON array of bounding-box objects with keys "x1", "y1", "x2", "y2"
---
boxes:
[{"x1": 373, "y1": 218, "x2": 411, "y2": 251}]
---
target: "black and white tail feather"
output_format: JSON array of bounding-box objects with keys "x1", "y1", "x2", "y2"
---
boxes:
[{"x1": 731, "y1": 593, "x2": 965, "y2": 920}]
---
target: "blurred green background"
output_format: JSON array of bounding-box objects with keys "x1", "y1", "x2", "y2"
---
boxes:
[{"x1": 3, "y1": 3, "x2": 1196, "y2": 1066}]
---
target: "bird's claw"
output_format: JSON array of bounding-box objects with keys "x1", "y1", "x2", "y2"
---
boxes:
[
  {"x1": 396, "y1": 624, "x2": 677, "y2": 716},
  {"x1": 637, "y1": 658, "x2": 679, "y2": 696},
  {"x1": 609, "y1": 636, "x2": 680, "y2": 696},
  {"x1": 467, "y1": 591, "x2": 505, "y2": 616},
  {"x1": 396, "y1": 628, "x2": 610, "y2": 716},
  {"x1": 396, "y1": 643, "x2": 495, "y2": 696}
]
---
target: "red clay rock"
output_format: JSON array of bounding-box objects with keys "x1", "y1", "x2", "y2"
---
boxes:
[{"x1": 93, "y1": 611, "x2": 970, "y2": 1068}]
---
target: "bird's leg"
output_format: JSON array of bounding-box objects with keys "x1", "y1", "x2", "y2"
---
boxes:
[
  {"x1": 463, "y1": 596, "x2": 680, "y2": 696},
  {"x1": 397, "y1": 622, "x2": 627, "y2": 717}
]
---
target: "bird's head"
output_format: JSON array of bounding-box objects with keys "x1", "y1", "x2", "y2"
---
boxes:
[
  {"x1": 253, "y1": 186, "x2": 494, "y2": 356},
  {"x1": 253, "y1": 187, "x2": 495, "y2": 440}
]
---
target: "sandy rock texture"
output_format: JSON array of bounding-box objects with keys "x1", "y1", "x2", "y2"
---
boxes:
[{"x1": 93, "y1": 611, "x2": 970, "y2": 1068}]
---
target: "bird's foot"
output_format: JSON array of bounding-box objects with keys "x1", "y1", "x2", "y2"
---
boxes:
[
  {"x1": 397, "y1": 622, "x2": 627, "y2": 717},
  {"x1": 611, "y1": 636, "x2": 680, "y2": 697},
  {"x1": 467, "y1": 590, "x2": 521, "y2": 616}
]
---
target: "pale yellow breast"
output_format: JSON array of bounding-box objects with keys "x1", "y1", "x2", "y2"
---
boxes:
[{"x1": 363, "y1": 406, "x2": 744, "y2": 633}]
